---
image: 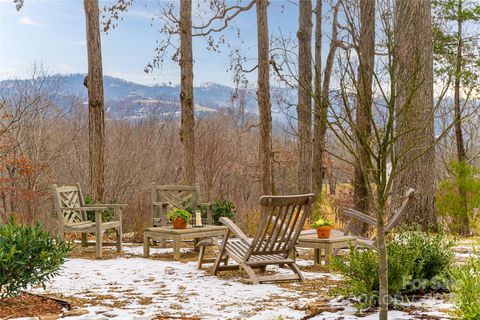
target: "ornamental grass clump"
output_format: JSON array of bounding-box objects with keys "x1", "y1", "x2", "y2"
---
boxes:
[{"x1": 0, "y1": 217, "x2": 70, "y2": 299}]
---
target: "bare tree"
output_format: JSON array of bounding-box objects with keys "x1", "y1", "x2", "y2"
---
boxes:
[
  {"x1": 256, "y1": 0, "x2": 273, "y2": 194},
  {"x1": 351, "y1": 0, "x2": 375, "y2": 235},
  {"x1": 312, "y1": 0, "x2": 323, "y2": 193},
  {"x1": 297, "y1": 0, "x2": 313, "y2": 193},
  {"x1": 394, "y1": 0, "x2": 436, "y2": 229},
  {"x1": 84, "y1": 0, "x2": 106, "y2": 201},
  {"x1": 179, "y1": 0, "x2": 196, "y2": 185},
  {"x1": 314, "y1": 1, "x2": 342, "y2": 195}
]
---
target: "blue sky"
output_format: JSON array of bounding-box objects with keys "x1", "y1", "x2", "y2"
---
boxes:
[{"x1": 0, "y1": 0, "x2": 331, "y2": 86}]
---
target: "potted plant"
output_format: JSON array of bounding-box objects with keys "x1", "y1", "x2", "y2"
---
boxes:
[
  {"x1": 168, "y1": 209, "x2": 191, "y2": 229},
  {"x1": 311, "y1": 217, "x2": 333, "y2": 238}
]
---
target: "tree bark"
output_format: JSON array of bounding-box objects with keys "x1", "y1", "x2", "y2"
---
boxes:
[
  {"x1": 351, "y1": 0, "x2": 375, "y2": 235},
  {"x1": 377, "y1": 199, "x2": 389, "y2": 320},
  {"x1": 297, "y1": 0, "x2": 313, "y2": 193},
  {"x1": 315, "y1": 2, "x2": 340, "y2": 196},
  {"x1": 312, "y1": 0, "x2": 323, "y2": 193},
  {"x1": 84, "y1": 0, "x2": 105, "y2": 201},
  {"x1": 256, "y1": 0, "x2": 273, "y2": 195},
  {"x1": 394, "y1": 0, "x2": 437, "y2": 229},
  {"x1": 179, "y1": 0, "x2": 196, "y2": 186},
  {"x1": 454, "y1": 0, "x2": 469, "y2": 235}
]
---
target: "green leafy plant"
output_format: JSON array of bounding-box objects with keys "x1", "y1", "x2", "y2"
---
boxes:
[
  {"x1": 437, "y1": 161, "x2": 480, "y2": 235},
  {"x1": 311, "y1": 217, "x2": 333, "y2": 228},
  {"x1": 212, "y1": 199, "x2": 236, "y2": 225},
  {"x1": 332, "y1": 230, "x2": 455, "y2": 307},
  {"x1": 168, "y1": 208, "x2": 191, "y2": 223},
  {"x1": 84, "y1": 195, "x2": 115, "y2": 222},
  {"x1": 0, "y1": 217, "x2": 71, "y2": 299},
  {"x1": 450, "y1": 255, "x2": 480, "y2": 320}
]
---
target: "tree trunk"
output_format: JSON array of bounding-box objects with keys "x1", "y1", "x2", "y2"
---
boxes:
[
  {"x1": 179, "y1": 0, "x2": 196, "y2": 186},
  {"x1": 84, "y1": 0, "x2": 105, "y2": 201},
  {"x1": 377, "y1": 201, "x2": 389, "y2": 320},
  {"x1": 315, "y1": 2, "x2": 340, "y2": 196},
  {"x1": 312, "y1": 0, "x2": 323, "y2": 193},
  {"x1": 256, "y1": 0, "x2": 273, "y2": 195},
  {"x1": 454, "y1": 0, "x2": 469, "y2": 235},
  {"x1": 394, "y1": 0, "x2": 436, "y2": 229},
  {"x1": 297, "y1": 0, "x2": 313, "y2": 194},
  {"x1": 352, "y1": 0, "x2": 375, "y2": 236}
]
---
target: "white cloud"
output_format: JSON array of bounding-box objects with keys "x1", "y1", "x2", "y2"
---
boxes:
[{"x1": 18, "y1": 16, "x2": 44, "y2": 28}]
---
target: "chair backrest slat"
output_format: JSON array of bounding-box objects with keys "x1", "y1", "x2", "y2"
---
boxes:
[
  {"x1": 245, "y1": 194, "x2": 315, "y2": 261},
  {"x1": 152, "y1": 184, "x2": 199, "y2": 209},
  {"x1": 52, "y1": 184, "x2": 86, "y2": 226},
  {"x1": 386, "y1": 187, "x2": 414, "y2": 232}
]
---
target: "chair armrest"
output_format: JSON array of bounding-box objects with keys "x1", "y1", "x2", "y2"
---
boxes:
[
  {"x1": 197, "y1": 202, "x2": 212, "y2": 208},
  {"x1": 341, "y1": 208, "x2": 377, "y2": 226},
  {"x1": 63, "y1": 206, "x2": 109, "y2": 211},
  {"x1": 152, "y1": 201, "x2": 170, "y2": 207},
  {"x1": 219, "y1": 217, "x2": 251, "y2": 246},
  {"x1": 88, "y1": 204, "x2": 127, "y2": 208}
]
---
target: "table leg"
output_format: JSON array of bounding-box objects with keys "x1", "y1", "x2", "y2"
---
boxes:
[
  {"x1": 143, "y1": 235, "x2": 150, "y2": 258},
  {"x1": 173, "y1": 236, "x2": 180, "y2": 260},
  {"x1": 325, "y1": 244, "x2": 333, "y2": 266},
  {"x1": 314, "y1": 248, "x2": 321, "y2": 265},
  {"x1": 193, "y1": 237, "x2": 200, "y2": 252}
]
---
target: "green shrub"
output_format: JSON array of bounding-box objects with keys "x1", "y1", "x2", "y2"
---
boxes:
[
  {"x1": 0, "y1": 218, "x2": 70, "y2": 298},
  {"x1": 84, "y1": 195, "x2": 115, "y2": 222},
  {"x1": 212, "y1": 199, "x2": 236, "y2": 225},
  {"x1": 450, "y1": 256, "x2": 480, "y2": 320},
  {"x1": 332, "y1": 230, "x2": 454, "y2": 307},
  {"x1": 437, "y1": 161, "x2": 480, "y2": 235}
]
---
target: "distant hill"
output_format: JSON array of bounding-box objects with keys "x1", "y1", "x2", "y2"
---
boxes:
[{"x1": 0, "y1": 74, "x2": 269, "y2": 119}]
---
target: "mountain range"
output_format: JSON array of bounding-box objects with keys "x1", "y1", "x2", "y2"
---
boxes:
[{"x1": 1, "y1": 74, "x2": 268, "y2": 119}]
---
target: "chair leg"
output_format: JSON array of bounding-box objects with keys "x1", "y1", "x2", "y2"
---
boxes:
[
  {"x1": 116, "y1": 227, "x2": 123, "y2": 253},
  {"x1": 81, "y1": 233, "x2": 87, "y2": 247},
  {"x1": 96, "y1": 230, "x2": 104, "y2": 259},
  {"x1": 241, "y1": 263, "x2": 260, "y2": 285},
  {"x1": 197, "y1": 244, "x2": 206, "y2": 269},
  {"x1": 288, "y1": 263, "x2": 305, "y2": 282},
  {"x1": 144, "y1": 235, "x2": 150, "y2": 258},
  {"x1": 213, "y1": 233, "x2": 229, "y2": 275}
]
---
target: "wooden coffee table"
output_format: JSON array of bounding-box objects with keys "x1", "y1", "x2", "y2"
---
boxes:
[
  {"x1": 143, "y1": 225, "x2": 227, "y2": 260},
  {"x1": 295, "y1": 232, "x2": 357, "y2": 266}
]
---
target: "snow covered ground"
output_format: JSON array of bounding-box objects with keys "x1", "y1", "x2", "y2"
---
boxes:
[{"x1": 28, "y1": 244, "x2": 456, "y2": 320}]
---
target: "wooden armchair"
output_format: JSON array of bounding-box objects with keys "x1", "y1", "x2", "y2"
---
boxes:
[
  {"x1": 212, "y1": 194, "x2": 315, "y2": 284},
  {"x1": 341, "y1": 188, "x2": 415, "y2": 248},
  {"x1": 151, "y1": 184, "x2": 212, "y2": 227},
  {"x1": 52, "y1": 184, "x2": 126, "y2": 259}
]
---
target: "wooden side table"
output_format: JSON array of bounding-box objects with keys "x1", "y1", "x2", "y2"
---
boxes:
[
  {"x1": 295, "y1": 233, "x2": 357, "y2": 267},
  {"x1": 143, "y1": 225, "x2": 227, "y2": 260}
]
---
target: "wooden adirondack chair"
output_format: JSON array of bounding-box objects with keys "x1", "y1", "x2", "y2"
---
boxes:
[
  {"x1": 151, "y1": 184, "x2": 212, "y2": 227},
  {"x1": 212, "y1": 193, "x2": 315, "y2": 285},
  {"x1": 340, "y1": 187, "x2": 415, "y2": 248},
  {"x1": 52, "y1": 184, "x2": 126, "y2": 259}
]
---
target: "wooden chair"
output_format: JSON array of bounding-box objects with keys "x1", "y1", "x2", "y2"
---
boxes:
[
  {"x1": 341, "y1": 187, "x2": 415, "y2": 248},
  {"x1": 301, "y1": 188, "x2": 415, "y2": 249},
  {"x1": 52, "y1": 184, "x2": 126, "y2": 259},
  {"x1": 151, "y1": 184, "x2": 212, "y2": 227},
  {"x1": 212, "y1": 193, "x2": 315, "y2": 285}
]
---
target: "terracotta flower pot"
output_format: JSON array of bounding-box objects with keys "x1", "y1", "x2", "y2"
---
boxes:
[
  {"x1": 172, "y1": 217, "x2": 187, "y2": 229},
  {"x1": 316, "y1": 226, "x2": 333, "y2": 238}
]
